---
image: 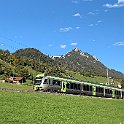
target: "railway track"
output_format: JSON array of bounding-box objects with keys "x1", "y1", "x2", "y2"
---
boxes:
[
  {"x1": 0, "y1": 87, "x2": 119, "y2": 100},
  {"x1": 0, "y1": 87, "x2": 64, "y2": 95},
  {"x1": 0, "y1": 87, "x2": 34, "y2": 93},
  {"x1": 0, "y1": 87, "x2": 81, "y2": 97}
]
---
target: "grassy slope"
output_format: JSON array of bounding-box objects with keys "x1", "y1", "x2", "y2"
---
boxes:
[
  {"x1": 0, "y1": 91, "x2": 124, "y2": 124},
  {"x1": 65, "y1": 70, "x2": 121, "y2": 85}
]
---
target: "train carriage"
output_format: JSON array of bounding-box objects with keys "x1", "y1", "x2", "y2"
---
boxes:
[
  {"x1": 65, "y1": 79, "x2": 81, "y2": 94},
  {"x1": 81, "y1": 81, "x2": 93, "y2": 96},
  {"x1": 33, "y1": 73, "x2": 124, "y2": 99},
  {"x1": 94, "y1": 85, "x2": 104, "y2": 97},
  {"x1": 114, "y1": 88, "x2": 123, "y2": 99}
]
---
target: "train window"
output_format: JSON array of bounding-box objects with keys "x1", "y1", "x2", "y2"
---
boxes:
[
  {"x1": 109, "y1": 90, "x2": 112, "y2": 94},
  {"x1": 101, "y1": 88, "x2": 104, "y2": 93},
  {"x1": 123, "y1": 92, "x2": 124, "y2": 98},
  {"x1": 49, "y1": 79, "x2": 51, "y2": 85},
  {"x1": 69, "y1": 83, "x2": 80, "y2": 90},
  {"x1": 83, "y1": 84, "x2": 86, "y2": 90},
  {"x1": 89, "y1": 86, "x2": 92, "y2": 91},
  {"x1": 34, "y1": 79, "x2": 42, "y2": 85},
  {"x1": 106, "y1": 89, "x2": 108, "y2": 94},
  {"x1": 96, "y1": 87, "x2": 103, "y2": 93},
  {"x1": 96, "y1": 87, "x2": 99, "y2": 92},
  {"x1": 83, "y1": 84, "x2": 91, "y2": 91},
  {"x1": 53, "y1": 80, "x2": 61, "y2": 86},
  {"x1": 115, "y1": 91, "x2": 121, "y2": 96},
  {"x1": 83, "y1": 84, "x2": 87, "y2": 91},
  {"x1": 119, "y1": 91, "x2": 120, "y2": 95},
  {"x1": 75, "y1": 83, "x2": 80, "y2": 90},
  {"x1": 43, "y1": 79, "x2": 48, "y2": 84},
  {"x1": 66, "y1": 82, "x2": 70, "y2": 89},
  {"x1": 70, "y1": 83, "x2": 74, "y2": 89},
  {"x1": 74, "y1": 83, "x2": 77, "y2": 90},
  {"x1": 77, "y1": 84, "x2": 81, "y2": 90},
  {"x1": 105, "y1": 89, "x2": 107, "y2": 94},
  {"x1": 70, "y1": 83, "x2": 80, "y2": 90},
  {"x1": 105, "y1": 89, "x2": 112, "y2": 94},
  {"x1": 57, "y1": 81, "x2": 61, "y2": 86}
]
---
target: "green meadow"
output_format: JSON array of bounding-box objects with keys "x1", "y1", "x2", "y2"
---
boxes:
[
  {"x1": 0, "y1": 90, "x2": 124, "y2": 124},
  {"x1": 0, "y1": 82, "x2": 33, "y2": 90}
]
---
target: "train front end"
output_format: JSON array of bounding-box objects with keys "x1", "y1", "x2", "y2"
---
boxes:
[{"x1": 33, "y1": 74, "x2": 45, "y2": 91}]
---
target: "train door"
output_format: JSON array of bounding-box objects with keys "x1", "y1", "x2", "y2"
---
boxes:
[
  {"x1": 61, "y1": 81, "x2": 66, "y2": 93},
  {"x1": 92, "y1": 86, "x2": 96, "y2": 96},
  {"x1": 112, "y1": 89, "x2": 115, "y2": 98},
  {"x1": 123, "y1": 91, "x2": 124, "y2": 99}
]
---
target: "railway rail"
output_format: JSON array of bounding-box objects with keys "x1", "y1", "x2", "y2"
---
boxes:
[{"x1": 0, "y1": 87, "x2": 34, "y2": 93}]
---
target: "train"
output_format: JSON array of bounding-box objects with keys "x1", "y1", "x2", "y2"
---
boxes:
[{"x1": 33, "y1": 73, "x2": 124, "y2": 99}]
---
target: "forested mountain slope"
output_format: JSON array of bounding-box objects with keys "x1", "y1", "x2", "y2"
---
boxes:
[
  {"x1": 54, "y1": 48, "x2": 124, "y2": 79},
  {"x1": 0, "y1": 48, "x2": 124, "y2": 81}
]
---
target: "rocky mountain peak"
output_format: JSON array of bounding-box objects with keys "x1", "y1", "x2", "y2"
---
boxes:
[{"x1": 73, "y1": 48, "x2": 80, "y2": 52}]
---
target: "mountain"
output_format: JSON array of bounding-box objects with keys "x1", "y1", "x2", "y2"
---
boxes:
[
  {"x1": 13, "y1": 48, "x2": 60, "y2": 75},
  {"x1": 0, "y1": 48, "x2": 124, "y2": 83},
  {"x1": 53, "y1": 48, "x2": 124, "y2": 79},
  {"x1": 14, "y1": 48, "x2": 54, "y2": 65}
]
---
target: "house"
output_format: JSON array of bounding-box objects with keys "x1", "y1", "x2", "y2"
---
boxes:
[
  {"x1": 7, "y1": 77, "x2": 25, "y2": 84},
  {"x1": 0, "y1": 80, "x2": 5, "y2": 83}
]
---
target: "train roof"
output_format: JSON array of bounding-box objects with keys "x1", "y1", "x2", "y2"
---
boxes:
[{"x1": 36, "y1": 73, "x2": 45, "y2": 78}]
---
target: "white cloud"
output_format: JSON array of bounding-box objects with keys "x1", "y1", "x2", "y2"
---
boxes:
[
  {"x1": 104, "y1": 0, "x2": 124, "y2": 8},
  {"x1": 0, "y1": 43, "x2": 4, "y2": 46},
  {"x1": 113, "y1": 42, "x2": 124, "y2": 46},
  {"x1": 92, "y1": 40, "x2": 96, "y2": 42},
  {"x1": 48, "y1": 44, "x2": 53, "y2": 47},
  {"x1": 88, "y1": 24, "x2": 94, "y2": 27},
  {"x1": 95, "y1": 20, "x2": 102, "y2": 26},
  {"x1": 104, "y1": 9, "x2": 108, "y2": 12},
  {"x1": 72, "y1": 0, "x2": 79, "y2": 4},
  {"x1": 118, "y1": 0, "x2": 124, "y2": 3},
  {"x1": 82, "y1": 0, "x2": 93, "y2": 2},
  {"x1": 60, "y1": 44, "x2": 66, "y2": 49},
  {"x1": 88, "y1": 12, "x2": 96, "y2": 15},
  {"x1": 73, "y1": 13, "x2": 81, "y2": 17},
  {"x1": 59, "y1": 27, "x2": 73, "y2": 32},
  {"x1": 70, "y1": 42, "x2": 78, "y2": 46},
  {"x1": 88, "y1": 10, "x2": 99, "y2": 16},
  {"x1": 97, "y1": 20, "x2": 102, "y2": 23},
  {"x1": 76, "y1": 26, "x2": 80, "y2": 29}
]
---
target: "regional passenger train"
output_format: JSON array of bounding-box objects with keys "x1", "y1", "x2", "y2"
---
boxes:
[{"x1": 33, "y1": 73, "x2": 124, "y2": 99}]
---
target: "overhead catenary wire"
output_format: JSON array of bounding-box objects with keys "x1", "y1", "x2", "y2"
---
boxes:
[{"x1": 0, "y1": 35, "x2": 31, "y2": 52}]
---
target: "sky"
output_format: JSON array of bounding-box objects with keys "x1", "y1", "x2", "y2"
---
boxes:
[{"x1": 0, "y1": 0, "x2": 124, "y2": 73}]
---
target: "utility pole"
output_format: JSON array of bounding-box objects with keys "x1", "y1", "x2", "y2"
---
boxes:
[{"x1": 106, "y1": 68, "x2": 109, "y2": 84}]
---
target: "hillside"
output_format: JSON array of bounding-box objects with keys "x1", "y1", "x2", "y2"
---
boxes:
[
  {"x1": 14, "y1": 48, "x2": 54, "y2": 65},
  {"x1": 54, "y1": 48, "x2": 124, "y2": 79},
  {"x1": 0, "y1": 48, "x2": 124, "y2": 85}
]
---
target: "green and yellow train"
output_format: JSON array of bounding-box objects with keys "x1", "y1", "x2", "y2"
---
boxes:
[{"x1": 33, "y1": 73, "x2": 124, "y2": 99}]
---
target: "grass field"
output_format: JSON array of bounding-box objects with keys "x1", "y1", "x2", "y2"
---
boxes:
[
  {"x1": 0, "y1": 82, "x2": 33, "y2": 90},
  {"x1": 0, "y1": 90, "x2": 124, "y2": 124}
]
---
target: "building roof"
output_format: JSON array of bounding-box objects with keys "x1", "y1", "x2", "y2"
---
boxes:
[{"x1": 9, "y1": 77, "x2": 24, "y2": 81}]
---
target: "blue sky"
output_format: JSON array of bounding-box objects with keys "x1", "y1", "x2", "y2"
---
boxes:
[{"x1": 0, "y1": 0, "x2": 124, "y2": 73}]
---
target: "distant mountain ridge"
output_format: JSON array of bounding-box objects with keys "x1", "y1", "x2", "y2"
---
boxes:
[
  {"x1": 13, "y1": 48, "x2": 124, "y2": 79},
  {"x1": 0, "y1": 48, "x2": 124, "y2": 81},
  {"x1": 53, "y1": 48, "x2": 124, "y2": 79},
  {"x1": 14, "y1": 48, "x2": 54, "y2": 65}
]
